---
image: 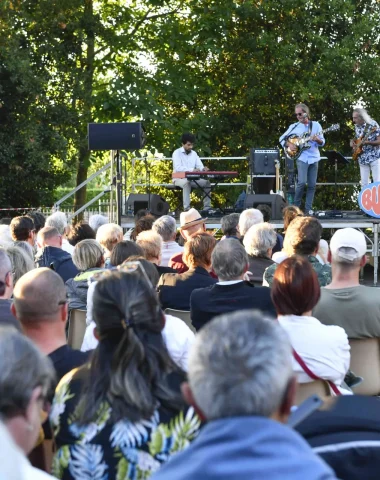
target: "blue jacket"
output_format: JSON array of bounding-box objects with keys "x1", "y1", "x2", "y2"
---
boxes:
[
  {"x1": 35, "y1": 246, "x2": 79, "y2": 283},
  {"x1": 151, "y1": 416, "x2": 337, "y2": 480}
]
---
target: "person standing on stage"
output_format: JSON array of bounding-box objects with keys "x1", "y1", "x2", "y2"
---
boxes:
[
  {"x1": 172, "y1": 133, "x2": 211, "y2": 212},
  {"x1": 351, "y1": 108, "x2": 380, "y2": 188},
  {"x1": 280, "y1": 103, "x2": 325, "y2": 215}
]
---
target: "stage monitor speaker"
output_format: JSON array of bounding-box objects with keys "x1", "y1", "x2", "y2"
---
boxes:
[
  {"x1": 88, "y1": 122, "x2": 146, "y2": 151},
  {"x1": 125, "y1": 194, "x2": 170, "y2": 217},
  {"x1": 250, "y1": 148, "x2": 279, "y2": 175},
  {"x1": 244, "y1": 194, "x2": 287, "y2": 220}
]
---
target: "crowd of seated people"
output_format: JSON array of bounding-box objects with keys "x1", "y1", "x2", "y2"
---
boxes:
[{"x1": 0, "y1": 206, "x2": 380, "y2": 480}]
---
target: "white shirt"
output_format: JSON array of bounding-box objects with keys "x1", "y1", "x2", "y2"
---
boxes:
[
  {"x1": 81, "y1": 315, "x2": 194, "y2": 371},
  {"x1": 160, "y1": 241, "x2": 184, "y2": 267},
  {"x1": 172, "y1": 147, "x2": 204, "y2": 172},
  {"x1": 62, "y1": 238, "x2": 74, "y2": 255},
  {"x1": 278, "y1": 314, "x2": 350, "y2": 394}
]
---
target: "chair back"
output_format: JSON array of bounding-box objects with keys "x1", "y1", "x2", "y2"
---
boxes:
[
  {"x1": 349, "y1": 338, "x2": 380, "y2": 395},
  {"x1": 164, "y1": 308, "x2": 195, "y2": 333},
  {"x1": 67, "y1": 309, "x2": 87, "y2": 350},
  {"x1": 294, "y1": 380, "x2": 331, "y2": 405}
]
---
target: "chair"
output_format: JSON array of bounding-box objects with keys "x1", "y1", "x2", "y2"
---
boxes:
[
  {"x1": 164, "y1": 308, "x2": 196, "y2": 333},
  {"x1": 294, "y1": 380, "x2": 331, "y2": 406},
  {"x1": 67, "y1": 309, "x2": 87, "y2": 350},
  {"x1": 349, "y1": 338, "x2": 380, "y2": 395}
]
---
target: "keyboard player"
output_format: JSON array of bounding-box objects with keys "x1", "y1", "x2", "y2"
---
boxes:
[{"x1": 172, "y1": 132, "x2": 211, "y2": 212}]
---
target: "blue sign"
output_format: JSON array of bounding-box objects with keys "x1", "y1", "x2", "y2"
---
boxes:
[{"x1": 358, "y1": 182, "x2": 380, "y2": 218}]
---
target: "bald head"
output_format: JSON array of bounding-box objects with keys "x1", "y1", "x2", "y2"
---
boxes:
[{"x1": 13, "y1": 268, "x2": 67, "y2": 323}]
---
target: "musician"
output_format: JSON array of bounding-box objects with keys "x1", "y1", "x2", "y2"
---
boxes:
[
  {"x1": 280, "y1": 103, "x2": 325, "y2": 215},
  {"x1": 172, "y1": 133, "x2": 211, "y2": 212},
  {"x1": 351, "y1": 108, "x2": 380, "y2": 188}
]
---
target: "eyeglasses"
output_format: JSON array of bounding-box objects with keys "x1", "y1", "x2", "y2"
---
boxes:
[{"x1": 295, "y1": 113, "x2": 304, "y2": 117}]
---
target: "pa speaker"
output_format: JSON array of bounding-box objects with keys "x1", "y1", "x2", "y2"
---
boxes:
[
  {"x1": 88, "y1": 122, "x2": 146, "y2": 151},
  {"x1": 244, "y1": 194, "x2": 287, "y2": 220},
  {"x1": 125, "y1": 194, "x2": 170, "y2": 217},
  {"x1": 249, "y1": 148, "x2": 279, "y2": 175}
]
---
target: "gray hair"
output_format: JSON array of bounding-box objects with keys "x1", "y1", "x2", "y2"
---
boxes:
[
  {"x1": 0, "y1": 225, "x2": 13, "y2": 249},
  {"x1": 212, "y1": 238, "x2": 248, "y2": 281},
  {"x1": 152, "y1": 215, "x2": 177, "y2": 242},
  {"x1": 136, "y1": 230, "x2": 163, "y2": 261},
  {"x1": 72, "y1": 239, "x2": 103, "y2": 271},
  {"x1": 96, "y1": 223, "x2": 123, "y2": 254},
  {"x1": 0, "y1": 326, "x2": 55, "y2": 419},
  {"x1": 6, "y1": 246, "x2": 35, "y2": 285},
  {"x1": 295, "y1": 102, "x2": 310, "y2": 117},
  {"x1": 221, "y1": 213, "x2": 240, "y2": 237},
  {"x1": 188, "y1": 310, "x2": 292, "y2": 420},
  {"x1": 243, "y1": 222, "x2": 277, "y2": 256},
  {"x1": 353, "y1": 107, "x2": 373, "y2": 124},
  {"x1": 46, "y1": 212, "x2": 68, "y2": 235},
  {"x1": 89, "y1": 214, "x2": 108, "y2": 233},
  {"x1": 238, "y1": 209, "x2": 263, "y2": 236}
]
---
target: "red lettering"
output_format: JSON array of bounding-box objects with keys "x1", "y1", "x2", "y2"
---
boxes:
[
  {"x1": 362, "y1": 188, "x2": 372, "y2": 211},
  {"x1": 371, "y1": 185, "x2": 380, "y2": 216}
]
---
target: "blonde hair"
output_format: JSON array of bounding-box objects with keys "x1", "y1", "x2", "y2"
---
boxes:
[
  {"x1": 72, "y1": 239, "x2": 104, "y2": 271},
  {"x1": 136, "y1": 230, "x2": 163, "y2": 261},
  {"x1": 95, "y1": 223, "x2": 123, "y2": 254}
]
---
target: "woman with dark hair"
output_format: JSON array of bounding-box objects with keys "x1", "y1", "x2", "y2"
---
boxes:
[
  {"x1": 271, "y1": 256, "x2": 350, "y2": 394},
  {"x1": 51, "y1": 269, "x2": 199, "y2": 479},
  {"x1": 67, "y1": 222, "x2": 96, "y2": 247},
  {"x1": 110, "y1": 240, "x2": 144, "y2": 267}
]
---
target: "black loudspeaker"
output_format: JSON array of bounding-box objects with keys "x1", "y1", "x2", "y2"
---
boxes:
[
  {"x1": 125, "y1": 194, "x2": 170, "y2": 217},
  {"x1": 244, "y1": 194, "x2": 287, "y2": 220},
  {"x1": 249, "y1": 148, "x2": 279, "y2": 175},
  {"x1": 88, "y1": 122, "x2": 146, "y2": 151}
]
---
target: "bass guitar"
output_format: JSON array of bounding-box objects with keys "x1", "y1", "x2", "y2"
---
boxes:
[
  {"x1": 352, "y1": 126, "x2": 377, "y2": 161},
  {"x1": 284, "y1": 123, "x2": 340, "y2": 160}
]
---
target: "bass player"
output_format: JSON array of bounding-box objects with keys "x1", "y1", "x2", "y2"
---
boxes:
[
  {"x1": 279, "y1": 103, "x2": 325, "y2": 215},
  {"x1": 351, "y1": 108, "x2": 380, "y2": 188}
]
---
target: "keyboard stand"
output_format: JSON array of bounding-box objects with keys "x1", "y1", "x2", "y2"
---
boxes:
[{"x1": 190, "y1": 176, "x2": 228, "y2": 214}]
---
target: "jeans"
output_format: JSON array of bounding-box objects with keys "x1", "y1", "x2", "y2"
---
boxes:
[
  {"x1": 173, "y1": 178, "x2": 211, "y2": 210},
  {"x1": 294, "y1": 160, "x2": 319, "y2": 212},
  {"x1": 359, "y1": 159, "x2": 380, "y2": 188}
]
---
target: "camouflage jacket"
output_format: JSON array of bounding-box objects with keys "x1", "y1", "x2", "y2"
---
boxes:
[{"x1": 264, "y1": 255, "x2": 332, "y2": 287}]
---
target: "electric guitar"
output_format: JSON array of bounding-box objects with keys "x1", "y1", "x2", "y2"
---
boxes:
[
  {"x1": 284, "y1": 124, "x2": 340, "y2": 160},
  {"x1": 352, "y1": 126, "x2": 377, "y2": 161}
]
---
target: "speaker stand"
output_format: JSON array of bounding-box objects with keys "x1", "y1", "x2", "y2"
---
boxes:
[
  {"x1": 143, "y1": 154, "x2": 151, "y2": 213},
  {"x1": 115, "y1": 150, "x2": 123, "y2": 226}
]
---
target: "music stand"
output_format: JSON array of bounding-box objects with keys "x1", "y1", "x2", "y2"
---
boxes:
[{"x1": 325, "y1": 150, "x2": 350, "y2": 212}]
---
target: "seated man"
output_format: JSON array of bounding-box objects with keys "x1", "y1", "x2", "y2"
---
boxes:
[
  {"x1": 172, "y1": 132, "x2": 211, "y2": 212},
  {"x1": 153, "y1": 215, "x2": 183, "y2": 266},
  {"x1": 190, "y1": 239, "x2": 275, "y2": 330},
  {"x1": 152, "y1": 310, "x2": 337, "y2": 480},
  {"x1": 220, "y1": 212, "x2": 241, "y2": 241}
]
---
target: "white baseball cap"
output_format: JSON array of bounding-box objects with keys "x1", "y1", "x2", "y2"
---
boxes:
[{"x1": 330, "y1": 228, "x2": 366, "y2": 261}]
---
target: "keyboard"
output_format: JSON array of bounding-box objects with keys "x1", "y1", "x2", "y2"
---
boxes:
[{"x1": 172, "y1": 171, "x2": 239, "y2": 180}]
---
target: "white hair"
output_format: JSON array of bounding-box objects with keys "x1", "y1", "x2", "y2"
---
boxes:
[
  {"x1": 188, "y1": 310, "x2": 292, "y2": 420},
  {"x1": 45, "y1": 212, "x2": 68, "y2": 235},
  {"x1": 136, "y1": 230, "x2": 163, "y2": 261},
  {"x1": 212, "y1": 238, "x2": 248, "y2": 281},
  {"x1": 243, "y1": 222, "x2": 277, "y2": 257},
  {"x1": 0, "y1": 225, "x2": 13, "y2": 249},
  {"x1": 353, "y1": 107, "x2": 373, "y2": 124},
  {"x1": 152, "y1": 215, "x2": 177, "y2": 242},
  {"x1": 89, "y1": 214, "x2": 108, "y2": 233},
  {"x1": 238, "y1": 209, "x2": 263, "y2": 236},
  {"x1": 318, "y1": 239, "x2": 329, "y2": 258},
  {"x1": 95, "y1": 223, "x2": 123, "y2": 254}
]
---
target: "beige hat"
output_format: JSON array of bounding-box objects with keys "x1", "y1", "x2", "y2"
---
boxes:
[
  {"x1": 330, "y1": 228, "x2": 367, "y2": 261},
  {"x1": 180, "y1": 208, "x2": 207, "y2": 230}
]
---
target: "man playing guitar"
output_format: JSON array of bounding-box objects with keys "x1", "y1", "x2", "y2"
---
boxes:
[
  {"x1": 351, "y1": 108, "x2": 380, "y2": 188},
  {"x1": 172, "y1": 132, "x2": 211, "y2": 212},
  {"x1": 279, "y1": 103, "x2": 325, "y2": 215}
]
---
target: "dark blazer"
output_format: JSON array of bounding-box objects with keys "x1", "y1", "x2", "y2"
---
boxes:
[
  {"x1": 190, "y1": 281, "x2": 276, "y2": 331},
  {"x1": 158, "y1": 266, "x2": 217, "y2": 311},
  {"x1": 35, "y1": 246, "x2": 79, "y2": 283}
]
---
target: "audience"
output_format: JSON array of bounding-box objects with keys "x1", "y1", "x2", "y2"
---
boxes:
[
  {"x1": 190, "y1": 239, "x2": 275, "y2": 330},
  {"x1": 136, "y1": 229, "x2": 176, "y2": 275},
  {"x1": 153, "y1": 215, "x2": 183, "y2": 266},
  {"x1": 256, "y1": 203, "x2": 283, "y2": 253},
  {"x1": 169, "y1": 208, "x2": 207, "y2": 273},
  {"x1": 237, "y1": 208, "x2": 263, "y2": 238},
  {"x1": 0, "y1": 250, "x2": 20, "y2": 330},
  {"x1": 283, "y1": 205, "x2": 303, "y2": 233},
  {"x1": 45, "y1": 211, "x2": 74, "y2": 255},
  {"x1": 264, "y1": 216, "x2": 331, "y2": 287},
  {"x1": 88, "y1": 214, "x2": 108, "y2": 233},
  {"x1": 13, "y1": 239, "x2": 34, "y2": 260},
  {"x1": 220, "y1": 213, "x2": 240, "y2": 240},
  {"x1": 66, "y1": 239, "x2": 105, "y2": 311},
  {"x1": 272, "y1": 256, "x2": 350, "y2": 394},
  {"x1": 158, "y1": 233, "x2": 217, "y2": 311},
  {"x1": 313, "y1": 228, "x2": 380, "y2": 337},
  {"x1": 243, "y1": 222, "x2": 277, "y2": 285},
  {"x1": 0, "y1": 327, "x2": 56, "y2": 479},
  {"x1": 67, "y1": 222, "x2": 96, "y2": 246},
  {"x1": 27, "y1": 211, "x2": 46, "y2": 234},
  {"x1": 151, "y1": 310, "x2": 337, "y2": 480},
  {"x1": 35, "y1": 226, "x2": 79, "y2": 282},
  {"x1": 130, "y1": 214, "x2": 156, "y2": 241},
  {"x1": 6, "y1": 245, "x2": 35, "y2": 285},
  {"x1": 109, "y1": 240, "x2": 144, "y2": 267},
  {"x1": 95, "y1": 222, "x2": 123, "y2": 265},
  {"x1": 51, "y1": 269, "x2": 200, "y2": 479},
  {"x1": 0, "y1": 224, "x2": 13, "y2": 248},
  {"x1": 10, "y1": 215, "x2": 36, "y2": 248}
]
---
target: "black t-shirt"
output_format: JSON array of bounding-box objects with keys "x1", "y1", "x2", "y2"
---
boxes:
[{"x1": 48, "y1": 345, "x2": 91, "y2": 383}]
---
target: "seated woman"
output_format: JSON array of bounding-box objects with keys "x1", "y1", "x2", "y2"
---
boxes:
[
  {"x1": 243, "y1": 222, "x2": 277, "y2": 285},
  {"x1": 65, "y1": 239, "x2": 105, "y2": 310},
  {"x1": 51, "y1": 269, "x2": 200, "y2": 479},
  {"x1": 271, "y1": 255, "x2": 350, "y2": 395},
  {"x1": 109, "y1": 240, "x2": 144, "y2": 267},
  {"x1": 0, "y1": 326, "x2": 56, "y2": 479}
]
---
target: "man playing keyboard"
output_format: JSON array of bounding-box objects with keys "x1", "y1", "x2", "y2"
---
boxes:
[{"x1": 172, "y1": 132, "x2": 211, "y2": 212}]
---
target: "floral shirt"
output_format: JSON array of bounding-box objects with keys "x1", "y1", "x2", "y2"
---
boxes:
[
  {"x1": 354, "y1": 121, "x2": 380, "y2": 166},
  {"x1": 50, "y1": 367, "x2": 200, "y2": 480}
]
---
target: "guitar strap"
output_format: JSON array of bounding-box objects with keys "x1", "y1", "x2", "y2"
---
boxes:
[{"x1": 308, "y1": 120, "x2": 313, "y2": 137}]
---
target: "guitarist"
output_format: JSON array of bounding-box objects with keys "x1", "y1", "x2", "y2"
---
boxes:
[
  {"x1": 351, "y1": 108, "x2": 380, "y2": 188},
  {"x1": 279, "y1": 103, "x2": 325, "y2": 215}
]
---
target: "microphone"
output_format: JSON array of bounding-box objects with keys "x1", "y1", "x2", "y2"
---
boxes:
[{"x1": 302, "y1": 113, "x2": 308, "y2": 119}]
